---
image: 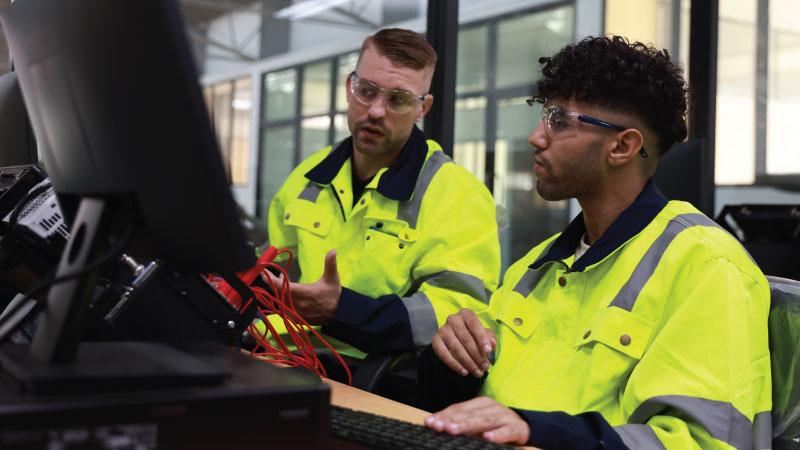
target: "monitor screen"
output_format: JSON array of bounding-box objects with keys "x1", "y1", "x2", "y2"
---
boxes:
[
  {"x1": 0, "y1": 0, "x2": 256, "y2": 386},
  {"x1": 0, "y1": 71, "x2": 36, "y2": 167}
]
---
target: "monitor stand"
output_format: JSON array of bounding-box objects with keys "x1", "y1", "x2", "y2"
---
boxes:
[{"x1": 0, "y1": 197, "x2": 229, "y2": 394}]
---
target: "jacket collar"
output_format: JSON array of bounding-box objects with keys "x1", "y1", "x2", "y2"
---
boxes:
[
  {"x1": 304, "y1": 125, "x2": 428, "y2": 201},
  {"x1": 529, "y1": 178, "x2": 668, "y2": 272}
]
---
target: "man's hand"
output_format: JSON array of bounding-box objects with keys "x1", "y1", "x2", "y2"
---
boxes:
[
  {"x1": 432, "y1": 309, "x2": 496, "y2": 378},
  {"x1": 262, "y1": 249, "x2": 341, "y2": 325},
  {"x1": 424, "y1": 397, "x2": 530, "y2": 445}
]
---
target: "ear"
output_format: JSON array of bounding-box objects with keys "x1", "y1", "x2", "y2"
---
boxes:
[
  {"x1": 416, "y1": 94, "x2": 434, "y2": 123},
  {"x1": 608, "y1": 128, "x2": 644, "y2": 167}
]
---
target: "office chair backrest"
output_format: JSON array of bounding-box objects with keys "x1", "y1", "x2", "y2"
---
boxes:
[{"x1": 767, "y1": 275, "x2": 800, "y2": 449}]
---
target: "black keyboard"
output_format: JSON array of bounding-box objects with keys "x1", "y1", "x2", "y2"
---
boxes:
[{"x1": 329, "y1": 405, "x2": 518, "y2": 449}]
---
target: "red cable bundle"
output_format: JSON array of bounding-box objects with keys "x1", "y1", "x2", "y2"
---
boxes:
[{"x1": 208, "y1": 247, "x2": 352, "y2": 385}]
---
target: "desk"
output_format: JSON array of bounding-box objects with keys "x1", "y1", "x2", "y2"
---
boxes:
[{"x1": 326, "y1": 378, "x2": 539, "y2": 450}]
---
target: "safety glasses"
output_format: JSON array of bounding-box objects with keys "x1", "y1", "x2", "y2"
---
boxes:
[{"x1": 349, "y1": 72, "x2": 426, "y2": 114}]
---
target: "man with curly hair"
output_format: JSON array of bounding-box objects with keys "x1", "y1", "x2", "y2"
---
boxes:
[{"x1": 417, "y1": 36, "x2": 772, "y2": 449}]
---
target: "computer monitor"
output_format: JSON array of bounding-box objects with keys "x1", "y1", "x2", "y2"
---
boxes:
[
  {"x1": 0, "y1": 0, "x2": 255, "y2": 390},
  {"x1": 0, "y1": 71, "x2": 37, "y2": 167}
]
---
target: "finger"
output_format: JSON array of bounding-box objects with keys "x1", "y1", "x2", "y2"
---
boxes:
[
  {"x1": 483, "y1": 422, "x2": 530, "y2": 445},
  {"x1": 432, "y1": 331, "x2": 468, "y2": 376},
  {"x1": 261, "y1": 269, "x2": 282, "y2": 287},
  {"x1": 462, "y1": 310, "x2": 494, "y2": 354},
  {"x1": 322, "y1": 249, "x2": 338, "y2": 284},
  {"x1": 425, "y1": 398, "x2": 487, "y2": 432},
  {"x1": 449, "y1": 316, "x2": 490, "y2": 374},
  {"x1": 441, "y1": 326, "x2": 483, "y2": 377}
]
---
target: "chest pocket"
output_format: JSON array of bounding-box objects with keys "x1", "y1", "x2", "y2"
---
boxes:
[
  {"x1": 364, "y1": 216, "x2": 417, "y2": 250},
  {"x1": 573, "y1": 307, "x2": 653, "y2": 385},
  {"x1": 496, "y1": 291, "x2": 541, "y2": 340},
  {"x1": 284, "y1": 199, "x2": 332, "y2": 238}
]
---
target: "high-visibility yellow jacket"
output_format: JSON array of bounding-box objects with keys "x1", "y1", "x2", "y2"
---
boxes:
[
  {"x1": 478, "y1": 180, "x2": 771, "y2": 449},
  {"x1": 267, "y1": 127, "x2": 501, "y2": 357},
  {"x1": 417, "y1": 179, "x2": 771, "y2": 449}
]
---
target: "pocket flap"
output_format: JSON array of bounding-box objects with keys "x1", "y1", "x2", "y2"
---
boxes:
[
  {"x1": 574, "y1": 307, "x2": 653, "y2": 360},
  {"x1": 364, "y1": 216, "x2": 418, "y2": 242},
  {"x1": 283, "y1": 199, "x2": 332, "y2": 237},
  {"x1": 496, "y1": 292, "x2": 541, "y2": 339}
]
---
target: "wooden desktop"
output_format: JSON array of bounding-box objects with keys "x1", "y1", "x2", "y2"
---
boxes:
[{"x1": 326, "y1": 378, "x2": 539, "y2": 450}]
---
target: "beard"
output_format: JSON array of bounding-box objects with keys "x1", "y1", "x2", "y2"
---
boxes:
[{"x1": 535, "y1": 140, "x2": 604, "y2": 201}]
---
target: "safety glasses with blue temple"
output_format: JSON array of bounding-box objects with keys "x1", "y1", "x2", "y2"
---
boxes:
[{"x1": 527, "y1": 99, "x2": 649, "y2": 158}]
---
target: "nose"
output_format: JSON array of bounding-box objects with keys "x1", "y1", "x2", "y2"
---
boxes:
[
  {"x1": 367, "y1": 96, "x2": 387, "y2": 120},
  {"x1": 528, "y1": 121, "x2": 548, "y2": 150}
]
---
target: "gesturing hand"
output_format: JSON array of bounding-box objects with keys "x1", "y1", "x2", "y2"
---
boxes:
[
  {"x1": 425, "y1": 397, "x2": 530, "y2": 445},
  {"x1": 431, "y1": 308, "x2": 496, "y2": 378},
  {"x1": 262, "y1": 249, "x2": 341, "y2": 325}
]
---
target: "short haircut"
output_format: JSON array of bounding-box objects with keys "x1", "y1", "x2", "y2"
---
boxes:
[
  {"x1": 359, "y1": 28, "x2": 438, "y2": 72},
  {"x1": 534, "y1": 36, "x2": 689, "y2": 156}
]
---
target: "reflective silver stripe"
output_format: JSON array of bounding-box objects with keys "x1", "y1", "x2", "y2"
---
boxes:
[
  {"x1": 615, "y1": 424, "x2": 666, "y2": 450},
  {"x1": 298, "y1": 182, "x2": 322, "y2": 202},
  {"x1": 511, "y1": 241, "x2": 559, "y2": 297},
  {"x1": 400, "y1": 291, "x2": 438, "y2": 346},
  {"x1": 415, "y1": 271, "x2": 492, "y2": 304},
  {"x1": 629, "y1": 395, "x2": 752, "y2": 450},
  {"x1": 752, "y1": 411, "x2": 772, "y2": 450},
  {"x1": 610, "y1": 213, "x2": 720, "y2": 311},
  {"x1": 397, "y1": 151, "x2": 451, "y2": 228}
]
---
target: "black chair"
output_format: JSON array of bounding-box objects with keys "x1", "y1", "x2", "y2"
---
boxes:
[{"x1": 767, "y1": 275, "x2": 800, "y2": 449}]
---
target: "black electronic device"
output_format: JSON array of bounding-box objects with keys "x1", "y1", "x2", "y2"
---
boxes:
[
  {"x1": 1, "y1": 0, "x2": 251, "y2": 388},
  {"x1": 0, "y1": 0, "x2": 329, "y2": 446},
  {"x1": 0, "y1": 72, "x2": 37, "y2": 167}
]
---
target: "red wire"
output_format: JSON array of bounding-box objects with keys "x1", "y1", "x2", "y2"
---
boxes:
[{"x1": 217, "y1": 248, "x2": 352, "y2": 385}]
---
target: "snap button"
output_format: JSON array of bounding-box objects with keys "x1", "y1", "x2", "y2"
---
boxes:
[
  {"x1": 339, "y1": 189, "x2": 345, "y2": 194},
  {"x1": 620, "y1": 334, "x2": 631, "y2": 346},
  {"x1": 583, "y1": 330, "x2": 591, "y2": 339},
  {"x1": 558, "y1": 276, "x2": 567, "y2": 287},
  {"x1": 398, "y1": 243, "x2": 405, "y2": 249},
  {"x1": 284, "y1": 213, "x2": 290, "y2": 220},
  {"x1": 313, "y1": 221, "x2": 320, "y2": 228},
  {"x1": 366, "y1": 236, "x2": 371, "y2": 241},
  {"x1": 360, "y1": 199, "x2": 366, "y2": 205},
  {"x1": 376, "y1": 222, "x2": 383, "y2": 228},
  {"x1": 512, "y1": 317, "x2": 523, "y2": 326}
]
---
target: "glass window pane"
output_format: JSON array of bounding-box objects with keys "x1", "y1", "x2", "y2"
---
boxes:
[
  {"x1": 496, "y1": 97, "x2": 568, "y2": 269},
  {"x1": 264, "y1": 68, "x2": 297, "y2": 122},
  {"x1": 301, "y1": 115, "x2": 332, "y2": 160},
  {"x1": 456, "y1": 26, "x2": 488, "y2": 94},
  {"x1": 605, "y1": 0, "x2": 676, "y2": 52},
  {"x1": 334, "y1": 113, "x2": 350, "y2": 143},
  {"x1": 259, "y1": 126, "x2": 295, "y2": 219},
  {"x1": 496, "y1": 6, "x2": 574, "y2": 90},
  {"x1": 454, "y1": 96, "x2": 487, "y2": 183},
  {"x1": 212, "y1": 82, "x2": 233, "y2": 178},
  {"x1": 231, "y1": 77, "x2": 252, "y2": 186},
  {"x1": 766, "y1": 0, "x2": 800, "y2": 175},
  {"x1": 303, "y1": 61, "x2": 332, "y2": 116},
  {"x1": 336, "y1": 52, "x2": 359, "y2": 112},
  {"x1": 715, "y1": 0, "x2": 757, "y2": 184}
]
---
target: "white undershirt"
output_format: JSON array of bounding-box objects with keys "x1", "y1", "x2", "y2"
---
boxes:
[{"x1": 574, "y1": 234, "x2": 591, "y2": 260}]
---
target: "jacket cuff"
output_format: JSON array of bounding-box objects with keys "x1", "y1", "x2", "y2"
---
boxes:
[
  {"x1": 321, "y1": 287, "x2": 415, "y2": 354},
  {"x1": 513, "y1": 409, "x2": 630, "y2": 450}
]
